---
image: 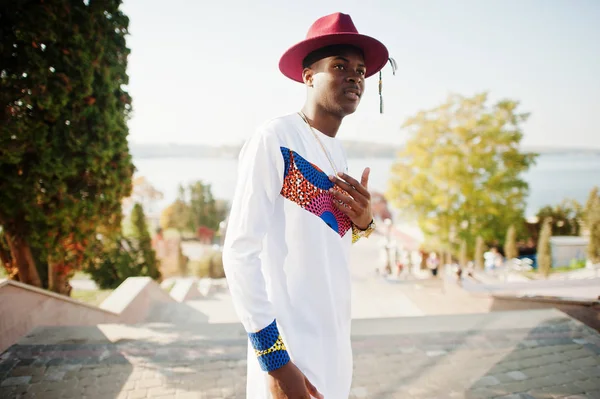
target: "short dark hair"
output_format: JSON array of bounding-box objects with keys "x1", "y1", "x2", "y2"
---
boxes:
[{"x1": 302, "y1": 44, "x2": 365, "y2": 69}]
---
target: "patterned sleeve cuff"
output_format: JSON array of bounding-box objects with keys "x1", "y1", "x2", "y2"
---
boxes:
[{"x1": 248, "y1": 319, "x2": 290, "y2": 372}]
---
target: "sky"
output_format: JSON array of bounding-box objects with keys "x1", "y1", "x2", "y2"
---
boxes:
[{"x1": 121, "y1": 0, "x2": 600, "y2": 149}]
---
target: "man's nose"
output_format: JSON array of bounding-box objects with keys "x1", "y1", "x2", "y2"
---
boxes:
[{"x1": 346, "y1": 73, "x2": 362, "y2": 84}]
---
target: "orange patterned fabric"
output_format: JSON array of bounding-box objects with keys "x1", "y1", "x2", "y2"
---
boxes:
[{"x1": 280, "y1": 147, "x2": 352, "y2": 237}]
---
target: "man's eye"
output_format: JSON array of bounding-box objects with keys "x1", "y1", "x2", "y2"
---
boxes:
[
  {"x1": 334, "y1": 64, "x2": 345, "y2": 70},
  {"x1": 357, "y1": 70, "x2": 366, "y2": 76}
]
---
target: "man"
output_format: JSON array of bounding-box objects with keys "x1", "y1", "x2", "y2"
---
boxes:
[{"x1": 223, "y1": 12, "x2": 389, "y2": 399}]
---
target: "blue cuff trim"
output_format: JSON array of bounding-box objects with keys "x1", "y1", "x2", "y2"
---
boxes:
[{"x1": 248, "y1": 319, "x2": 290, "y2": 372}]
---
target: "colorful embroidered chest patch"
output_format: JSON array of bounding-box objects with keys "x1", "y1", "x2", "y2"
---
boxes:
[{"x1": 280, "y1": 147, "x2": 352, "y2": 237}]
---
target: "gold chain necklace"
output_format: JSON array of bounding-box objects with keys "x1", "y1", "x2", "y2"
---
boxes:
[{"x1": 298, "y1": 112, "x2": 339, "y2": 176}]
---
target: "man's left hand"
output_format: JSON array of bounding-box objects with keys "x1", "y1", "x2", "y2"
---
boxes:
[{"x1": 329, "y1": 167, "x2": 373, "y2": 230}]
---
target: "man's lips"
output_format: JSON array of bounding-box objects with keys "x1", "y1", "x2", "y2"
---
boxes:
[{"x1": 344, "y1": 88, "x2": 361, "y2": 101}]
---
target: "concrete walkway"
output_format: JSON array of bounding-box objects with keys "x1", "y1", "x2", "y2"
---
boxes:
[
  {"x1": 1, "y1": 309, "x2": 600, "y2": 398},
  {"x1": 465, "y1": 273, "x2": 600, "y2": 301},
  {"x1": 3, "y1": 237, "x2": 600, "y2": 397}
]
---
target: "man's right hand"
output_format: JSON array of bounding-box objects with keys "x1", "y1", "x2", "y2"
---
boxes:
[{"x1": 267, "y1": 361, "x2": 324, "y2": 399}]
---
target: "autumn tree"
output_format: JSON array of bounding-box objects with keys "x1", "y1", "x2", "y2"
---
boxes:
[
  {"x1": 504, "y1": 225, "x2": 518, "y2": 260},
  {"x1": 0, "y1": 1, "x2": 133, "y2": 293},
  {"x1": 160, "y1": 185, "x2": 191, "y2": 233},
  {"x1": 584, "y1": 187, "x2": 600, "y2": 263},
  {"x1": 387, "y1": 92, "x2": 537, "y2": 253},
  {"x1": 537, "y1": 218, "x2": 552, "y2": 277}
]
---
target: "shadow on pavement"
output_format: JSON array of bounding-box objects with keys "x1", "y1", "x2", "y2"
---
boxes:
[{"x1": 464, "y1": 317, "x2": 600, "y2": 398}]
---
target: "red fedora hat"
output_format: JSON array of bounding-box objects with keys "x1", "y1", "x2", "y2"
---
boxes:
[{"x1": 279, "y1": 12, "x2": 389, "y2": 83}]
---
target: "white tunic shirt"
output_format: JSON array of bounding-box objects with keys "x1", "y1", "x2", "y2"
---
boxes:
[{"x1": 223, "y1": 113, "x2": 354, "y2": 398}]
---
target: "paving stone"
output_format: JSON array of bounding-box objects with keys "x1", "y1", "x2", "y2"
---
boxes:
[
  {"x1": 472, "y1": 375, "x2": 501, "y2": 387},
  {"x1": 10, "y1": 365, "x2": 46, "y2": 377},
  {"x1": 1, "y1": 312, "x2": 600, "y2": 398},
  {"x1": 1, "y1": 375, "x2": 31, "y2": 386},
  {"x1": 128, "y1": 389, "x2": 149, "y2": 399},
  {"x1": 574, "y1": 378, "x2": 600, "y2": 391},
  {"x1": 581, "y1": 366, "x2": 600, "y2": 378},
  {"x1": 0, "y1": 386, "x2": 17, "y2": 397},
  {"x1": 570, "y1": 356, "x2": 598, "y2": 367},
  {"x1": 44, "y1": 370, "x2": 66, "y2": 381},
  {"x1": 137, "y1": 378, "x2": 164, "y2": 389},
  {"x1": 544, "y1": 372, "x2": 583, "y2": 386},
  {"x1": 149, "y1": 387, "x2": 176, "y2": 397},
  {"x1": 585, "y1": 390, "x2": 600, "y2": 399},
  {"x1": 0, "y1": 384, "x2": 28, "y2": 396},
  {"x1": 520, "y1": 377, "x2": 556, "y2": 390},
  {"x1": 507, "y1": 371, "x2": 529, "y2": 381},
  {"x1": 465, "y1": 387, "x2": 508, "y2": 398},
  {"x1": 524, "y1": 389, "x2": 556, "y2": 399},
  {"x1": 175, "y1": 393, "x2": 203, "y2": 399},
  {"x1": 62, "y1": 385, "x2": 86, "y2": 399},
  {"x1": 542, "y1": 383, "x2": 587, "y2": 396}
]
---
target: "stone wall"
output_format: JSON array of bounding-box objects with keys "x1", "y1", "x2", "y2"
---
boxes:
[{"x1": 0, "y1": 277, "x2": 175, "y2": 353}]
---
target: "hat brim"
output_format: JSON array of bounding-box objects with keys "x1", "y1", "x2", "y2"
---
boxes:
[{"x1": 279, "y1": 33, "x2": 389, "y2": 83}]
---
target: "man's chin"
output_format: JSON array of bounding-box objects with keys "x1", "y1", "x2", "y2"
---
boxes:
[{"x1": 341, "y1": 105, "x2": 359, "y2": 117}]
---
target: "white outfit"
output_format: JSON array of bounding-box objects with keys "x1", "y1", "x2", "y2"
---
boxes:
[{"x1": 223, "y1": 113, "x2": 354, "y2": 398}]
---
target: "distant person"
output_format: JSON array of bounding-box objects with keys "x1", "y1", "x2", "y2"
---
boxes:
[
  {"x1": 484, "y1": 247, "x2": 504, "y2": 271},
  {"x1": 222, "y1": 13, "x2": 390, "y2": 399},
  {"x1": 427, "y1": 252, "x2": 440, "y2": 277}
]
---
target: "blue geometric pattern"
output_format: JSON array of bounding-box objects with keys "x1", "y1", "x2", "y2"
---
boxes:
[
  {"x1": 248, "y1": 319, "x2": 290, "y2": 372},
  {"x1": 282, "y1": 147, "x2": 291, "y2": 178},
  {"x1": 280, "y1": 147, "x2": 334, "y2": 190}
]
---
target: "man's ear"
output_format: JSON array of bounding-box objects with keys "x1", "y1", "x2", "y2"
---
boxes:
[{"x1": 302, "y1": 67, "x2": 314, "y2": 87}]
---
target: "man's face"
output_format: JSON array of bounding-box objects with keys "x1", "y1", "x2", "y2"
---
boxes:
[{"x1": 304, "y1": 47, "x2": 366, "y2": 117}]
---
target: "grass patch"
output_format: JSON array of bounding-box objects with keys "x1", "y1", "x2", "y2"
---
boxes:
[
  {"x1": 0, "y1": 267, "x2": 7, "y2": 278},
  {"x1": 522, "y1": 259, "x2": 586, "y2": 279},
  {"x1": 550, "y1": 262, "x2": 587, "y2": 274},
  {"x1": 71, "y1": 271, "x2": 92, "y2": 280},
  {"x1": 71, "y1": 289, "x2": 114, "y2": 306}
]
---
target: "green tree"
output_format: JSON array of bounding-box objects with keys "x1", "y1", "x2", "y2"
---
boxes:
[
  {"x1": 584, "y1": 187, "x2": 600, "y2": 263},
  {"x1": 160, "y1": 182, "x2": 227, "y2": 236},
  {"x1": 0, "y1": 0, "x2": 133, "y2": 294},
  {"x1": 475, "y1": 236, "x2": 485, "y2": 270},
  {"x1": 131, "y1": 203, "x2": 161, "y2": 281},
  {"x1": 188, "y1": 181, "x2": 221, "y2": 232},
  {"x1": 504, "y1": 225, "x2": 518, "y2": 260},
  {"x1": 85, "y1": 204, "x2": 161, "y2": 289},
  {"x1": 537, "y1": 218, "x2": 552, "y2": 277},
  {"x1": 84, "y1": 236, "x2": 136, "y2": 289},
  {"x1": 535, "y1": 199, "x2": 582, "y2": 237},
  {"x1": 387, "y1": 93, "x2": 537, "y2": 253}
]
